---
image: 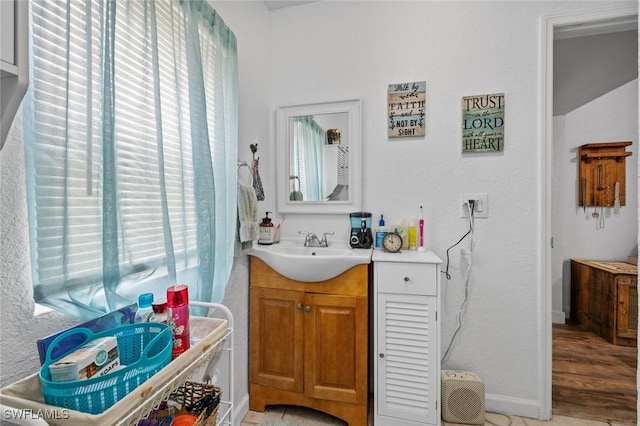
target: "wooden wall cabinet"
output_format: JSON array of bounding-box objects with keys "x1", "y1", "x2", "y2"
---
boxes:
[
  {"x1": 578, "y1": 142, "x2": 632, "y2": 208},
  {"x1": 570, "y1": 259, "x2": 637, "y2": 347},
  {"x1": 249, "y1": 257, "x2": 369, "y2": 425}
]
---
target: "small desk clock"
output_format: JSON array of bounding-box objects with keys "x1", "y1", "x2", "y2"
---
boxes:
[{"x1": 382, "y1": 231, "x2": 403, "y2": 253}]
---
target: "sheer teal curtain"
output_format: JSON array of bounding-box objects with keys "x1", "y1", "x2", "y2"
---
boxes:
[
  {"x1": 293, "y1": 116, "x2": 324, "y2": 201},
  {"x1": 24, "y1": 0, "x2": 238, "y2": 320}
]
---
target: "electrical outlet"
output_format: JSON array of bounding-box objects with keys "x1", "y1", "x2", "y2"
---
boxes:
[{"x1": 460, "y1": 193, "x2": 488, "y2": 218}]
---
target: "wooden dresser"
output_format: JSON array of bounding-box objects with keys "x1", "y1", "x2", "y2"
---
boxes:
[{"x1": 570, "y1": 259, "x2": 637, "y2": 346}]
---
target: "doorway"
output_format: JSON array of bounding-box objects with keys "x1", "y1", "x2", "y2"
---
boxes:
[{"x1": 541, "y1": 4, "x2": 639, "y2": 422}]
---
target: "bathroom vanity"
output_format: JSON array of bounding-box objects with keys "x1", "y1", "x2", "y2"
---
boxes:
[
  {"x1": 249, "y1": 256, "x2": 370, "y2": 425},
  {"x1": 373, "y1": 250, "x2": 442, "y2": 426}
]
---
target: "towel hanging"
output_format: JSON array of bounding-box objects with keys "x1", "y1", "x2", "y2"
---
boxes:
[
  {"x1": 249, "y1": 143, "x2": 265, "y2": 201},
  {"x1": 252, "y1": 158, "x2": 265, "y2": 201}
]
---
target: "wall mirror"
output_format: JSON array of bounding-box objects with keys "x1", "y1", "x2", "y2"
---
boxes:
[{"x1": 277, "y1": 99, "x2": 362, "y2": 214}]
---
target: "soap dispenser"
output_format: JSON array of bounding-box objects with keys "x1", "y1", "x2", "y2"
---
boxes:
[{"x1": 258, "y1": 211, "x2": 274, "y2": 245}]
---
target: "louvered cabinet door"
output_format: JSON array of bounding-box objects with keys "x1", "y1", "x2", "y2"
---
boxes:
[{"x1": 373, "y1": 255, "x2": 441, "y2": 426}]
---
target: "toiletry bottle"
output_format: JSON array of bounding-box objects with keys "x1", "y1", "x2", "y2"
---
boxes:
[
  {"x1": 134, "y1": 293, "x2": 154, "y2": 323},
  {"x1": 150, "y1": 300, "x2": 169, "y2": 325},
  {"x1": 375, "y1": 214, "x2": 388, "y2": 250},
  {"x1": 258, "y1": 212, "x2": 274, "y2": 245},
  {"x1": 408, "y1": 218, "x2": 417, "y2": 250},
  {"x1": 396, "y1": 220, "x2": 408, "y2": 250},
  {"x1": 167, "y1": 285, "x2": 190, "y2": 359}
]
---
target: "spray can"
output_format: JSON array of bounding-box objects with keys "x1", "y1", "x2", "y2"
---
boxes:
[{"x1": 167, "y1": 285, "x2": 190, "y2": 359}]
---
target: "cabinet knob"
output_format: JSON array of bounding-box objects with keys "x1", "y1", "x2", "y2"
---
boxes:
[
  {"x1": 296, "y1": 303, "x2": 303, "y2": 310},
  {"x1": 305, "y1": 305, "x2": 312, "y2": 313},
  {"x1": 379, "y1": 353, "x2": 385, "y2": 358},
  {"x1": 404, "y1": 276, "x2": 410, "y2": 282}
]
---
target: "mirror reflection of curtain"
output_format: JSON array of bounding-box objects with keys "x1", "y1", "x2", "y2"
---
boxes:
[{"x1": 293, "y1": 116, "x2": 324, "y2": 200}]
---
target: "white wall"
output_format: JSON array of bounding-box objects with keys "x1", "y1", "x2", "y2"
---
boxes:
[
  {"x1": 262, "y1": 0, "x2": 638, "y2": 419},
  {"x1": 0, "y1": 106, "x2": 80, "y2": 386},
  {"x1": 1, "y1": 1, "x2": 637, "y2": 423},
  {"x1": 552, "y1": 80, "x2": 638, "y2": 319}
]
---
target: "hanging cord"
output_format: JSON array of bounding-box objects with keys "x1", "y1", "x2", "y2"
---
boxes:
[
  {"x1": 442, "y1": 200, "x2": 475, "y2": 280},
  {"x1": 442, "y1": 200, "x2": 475, "y2": 364},
  {"x1": 486, "y1": 414, "x2": 513, "y2": 426}
]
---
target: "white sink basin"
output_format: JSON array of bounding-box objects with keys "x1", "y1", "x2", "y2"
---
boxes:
[{"x1": 249, "y1": 239, "x2": 372, "y2": 282}]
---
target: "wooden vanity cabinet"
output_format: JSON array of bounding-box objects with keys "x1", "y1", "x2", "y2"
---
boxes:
[{"x1": 249, "y1": 257, "x2": 369, "y2": 426}]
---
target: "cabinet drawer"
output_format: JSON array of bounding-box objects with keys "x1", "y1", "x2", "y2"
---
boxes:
[{"x1": 376, "y1": 262, "x2": 437, "y2": 295}]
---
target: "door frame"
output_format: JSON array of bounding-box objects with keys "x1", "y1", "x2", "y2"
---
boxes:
[{"x1": 539, "y1": 3, "x2": 638, "y2": 419}]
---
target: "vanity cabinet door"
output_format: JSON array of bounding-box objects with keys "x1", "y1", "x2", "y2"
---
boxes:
[
  {"x1": 303, "y1": 293, "x2": 368, "y2": 405},
  {"x1": 250, "y1": 287, "x2": 304, "y2": 392}
]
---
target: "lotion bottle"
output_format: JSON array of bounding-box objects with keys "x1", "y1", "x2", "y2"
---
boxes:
[
  {"x1": 408, "y1": 218, "x2": 417, "y2": 250},
  {"x1": 396, "y1": 220, "x2": 408, "y2": 250},
  {"x1": 150, "y1": 299, "x2": 169, "y2": 325},
  {"x1": 167, "y1": 285, "x2": 190, "y2": 359},
  {"x1": 374, "y1": 214, "x2": 388, "y2": 249},
  {"x1": 258, "y1": 212, "x2": 274, "y2": 245},
  {"x1": 134, "y1": 293, "x2": 154, "y2": 323}
]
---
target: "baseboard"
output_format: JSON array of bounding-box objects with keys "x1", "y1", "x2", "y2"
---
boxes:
[
  {"x1": 233, "y1": 393, "x2": 250, "y2": 426},
  {"x1": 485, "y1": 393, "x2": 545, "y2": 420},
  {"x1": 235, "y1": 391, "x2": 544, "y2": 423},
  {"x1": 552, "y1": 310, "x2": 566, "y2": 324}
]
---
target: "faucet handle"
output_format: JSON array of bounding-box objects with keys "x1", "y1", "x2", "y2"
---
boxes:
[
  {"x1": 298, "y1": 231, "x2": 315, "y2": 245},
  {"x1": 320, "y1": 232, "x2": 334, "y2": 245}
]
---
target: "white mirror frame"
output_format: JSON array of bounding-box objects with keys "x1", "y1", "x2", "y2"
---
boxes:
[{"x1": 276, "y1": 99, "x2": 362, "y2": 214}]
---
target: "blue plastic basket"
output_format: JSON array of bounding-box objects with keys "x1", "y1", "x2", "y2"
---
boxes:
[{"x1": 39, "y1": 322, "x2": 172, "y2": 414}]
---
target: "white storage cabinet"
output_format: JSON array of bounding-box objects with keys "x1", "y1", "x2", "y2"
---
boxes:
[{"x1": 373, "y1": 250, "x2": 442, "y2": 426}]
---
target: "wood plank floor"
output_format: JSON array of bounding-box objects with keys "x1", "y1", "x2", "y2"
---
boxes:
[{"x1": 553, "y1": 323, "x2": 637, "y2": 424}]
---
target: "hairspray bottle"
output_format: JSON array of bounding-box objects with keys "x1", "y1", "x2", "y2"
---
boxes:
[{"x1": 167, "y1": 284, "x2": 190, "y2": 359}]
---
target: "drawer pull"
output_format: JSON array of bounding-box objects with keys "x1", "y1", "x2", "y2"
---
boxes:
[
  {"x1": 296, "y1": 303, "x2": 303, "y2": 310},
  {"x1": 379, "y1": 353, "x2": 385, "y2": 358},
  {"x1": 403, "y1": 276, "x2": 410, "y2": 282}
]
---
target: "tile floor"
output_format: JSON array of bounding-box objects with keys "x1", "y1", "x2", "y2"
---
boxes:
[{"x1": 240, "y1": 405, "x2": 636, "y2": 426}]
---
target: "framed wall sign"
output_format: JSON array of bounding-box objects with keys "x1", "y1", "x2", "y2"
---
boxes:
[
  {"x1": 388, "y1": 81, "x2": 426, "y2": 138},
  {"x1": 462, "y1": 93, "x2": 504, "y2": 152}
]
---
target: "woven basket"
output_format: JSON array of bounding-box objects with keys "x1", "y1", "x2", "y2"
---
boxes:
[{"x1": 153, "y1": 381, "x2": 220, "y2": 426}]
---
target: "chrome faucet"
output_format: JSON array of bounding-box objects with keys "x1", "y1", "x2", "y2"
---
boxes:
[{"x1": 299, "y1": 231, "x2": 334, "y2": 247}]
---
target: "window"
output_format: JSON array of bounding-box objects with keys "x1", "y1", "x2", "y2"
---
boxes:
[{"x1": 24, "y1": 0, "x2": 238, "y2": 319}]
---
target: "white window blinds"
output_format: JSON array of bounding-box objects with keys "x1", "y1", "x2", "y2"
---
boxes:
[{"x1": 25, "y1": 0, "x2": 238, "y2": 318}]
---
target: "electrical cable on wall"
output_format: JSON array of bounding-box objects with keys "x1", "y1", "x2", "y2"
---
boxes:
[{"x1": 442, "y1": 200, "x2": 476, "y2": 364}]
